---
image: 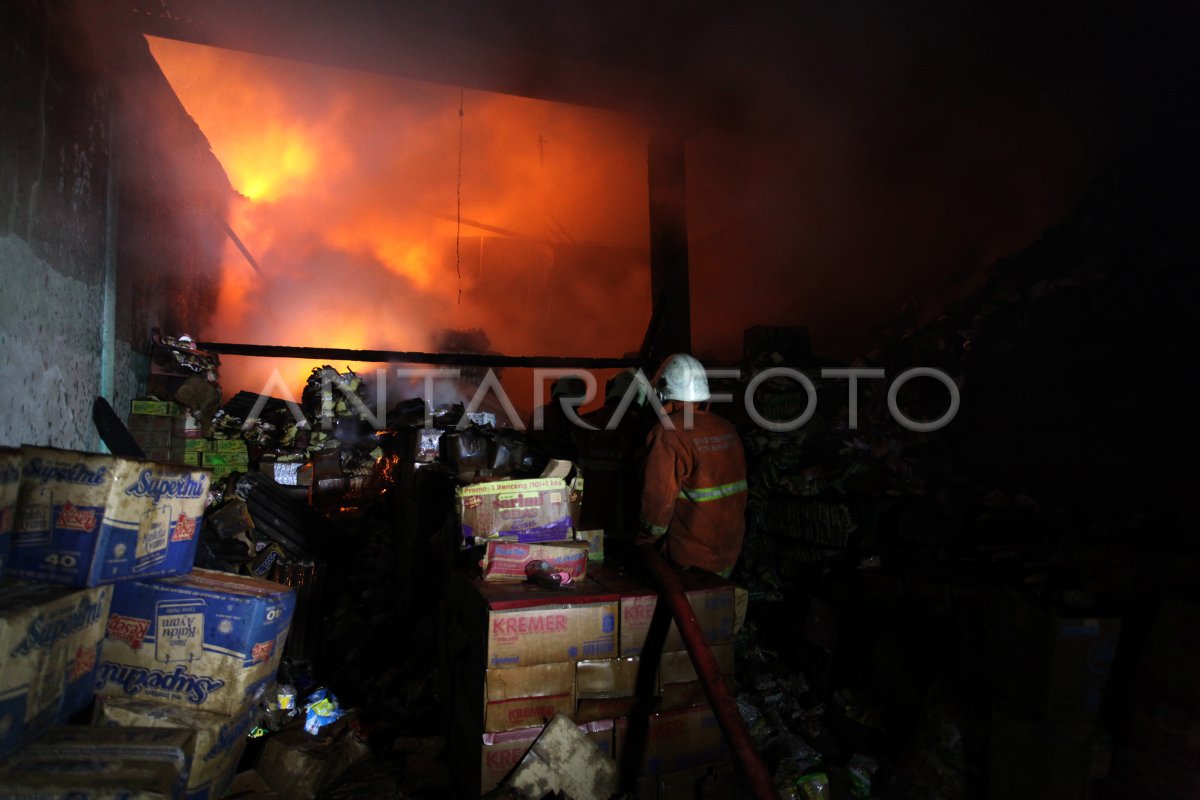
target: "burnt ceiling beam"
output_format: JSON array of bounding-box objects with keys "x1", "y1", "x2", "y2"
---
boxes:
[
  {"x1": 118, "y1": 0, "x2": 722, "y2": 127},
  {"x1": 196, "y1": 341, "x2": 645, "y2": 370}
]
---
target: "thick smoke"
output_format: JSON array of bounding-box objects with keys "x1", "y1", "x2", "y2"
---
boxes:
[
  {"x1": 148, "y1": 37, "x2": 650, "y2": 416},
  {"x1": 146, "y1": 0, "x2": 1183, "y2": 394}
]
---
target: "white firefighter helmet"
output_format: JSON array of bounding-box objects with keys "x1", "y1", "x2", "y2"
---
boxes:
[
  {"x1": 606, "y1": 368, "x2": 647, "y2": 406},
  {"x1": 654, "y1": 353, "x2": 710, "y2": 402}
]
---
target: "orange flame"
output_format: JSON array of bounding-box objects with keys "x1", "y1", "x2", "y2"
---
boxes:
[{"x1": 148, "y1": 36, "x2": 652, "y2": 414}]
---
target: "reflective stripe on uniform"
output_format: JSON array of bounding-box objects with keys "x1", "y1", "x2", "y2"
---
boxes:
[{"x1": 678, "y1": 479, "x2": 748, "y2": 503}]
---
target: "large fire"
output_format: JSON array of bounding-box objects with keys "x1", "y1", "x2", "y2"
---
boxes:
[{"x1": 147, "y1": 37, "x2": 652, "y2": 416}]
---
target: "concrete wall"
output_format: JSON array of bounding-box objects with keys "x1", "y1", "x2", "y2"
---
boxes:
[
  {"x1": 0, "y1": 2, "x2": 115, "y2": 450},
  {"x1": 0, "y1": 1, "x2": 226, "y2": 450}
]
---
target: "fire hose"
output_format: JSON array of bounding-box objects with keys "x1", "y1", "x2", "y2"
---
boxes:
[{"x1": 639, "y1": 545, "x2": 780, "y2": 800}]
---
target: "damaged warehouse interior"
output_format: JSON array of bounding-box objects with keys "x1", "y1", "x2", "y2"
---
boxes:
[{"x1": 1, "y1": 0, "x2": 1198, "y2": 797}]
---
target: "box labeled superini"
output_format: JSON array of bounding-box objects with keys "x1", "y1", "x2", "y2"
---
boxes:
[
  {"x1": 11, "y1": 446, "x2": 209, "y2": 586},
  {"x1": 96, "y1": 696, "x2": 255, "y2": 800},
  {"x1": 96, "y1": 569, "x2": 296, "y2": 715},
  {"x1": 0, "y1": 447, "x2": 20, "y2": 576},
  {"x1": 0, "y1": 579, "x2": 113, "y2": 758},
  {"x1": 0, "y1": 725, "x2": 195, "y2": 800}
]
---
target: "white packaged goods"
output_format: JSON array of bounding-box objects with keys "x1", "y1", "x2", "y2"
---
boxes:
[
  {"x1": 11, "y1": 446, "x2": 209, "y2": 586},
  {"x1": 0, "y1": 579, "x2": 113, "y2": 758}
]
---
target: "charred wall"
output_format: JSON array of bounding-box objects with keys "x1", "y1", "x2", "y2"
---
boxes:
[
  {"x1": 0, "y1": 1, "x2": 227, "y2": 448},
  {"x1": 0, "y1": 1, "x2": 116, "y2": 448}
]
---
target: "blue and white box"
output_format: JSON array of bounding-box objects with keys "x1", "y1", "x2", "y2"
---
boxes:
[
  {"x1": 0, "y1": 579, "x2": 114, "y2": 759},
  {"x1": 0, "y1": 447, "x2": 19, "y2": 577},
  {"x1": 0, "y1": 725, "x2": 195, "y2": 799},
  {"x1": 96, "y1": 569, "x2": 296, "y2": 716},
  {"x1": 96, "y1": 696, "x2": 254, "y2": 800},
  {"x1": 11, "y1": 446, "x2": 210, "y2": 586}
]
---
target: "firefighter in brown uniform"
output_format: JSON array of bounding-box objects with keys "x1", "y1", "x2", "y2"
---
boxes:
[{"x1": 636, "y1": 354, "x2": 748, "y2": 577}]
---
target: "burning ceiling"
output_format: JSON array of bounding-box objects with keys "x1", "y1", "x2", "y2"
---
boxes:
[{"x1": 147, "y1": 36, "x2": 652, "y2": 411}]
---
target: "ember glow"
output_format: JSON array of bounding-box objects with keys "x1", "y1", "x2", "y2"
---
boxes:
[{"x1": 147, "y1": 37, "x2": 652, "y2": 415}]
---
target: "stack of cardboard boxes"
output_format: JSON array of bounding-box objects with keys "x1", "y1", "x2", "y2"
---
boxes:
[
  {"x1": 128, "y1": 399, "x2": 250, "y2": 481},
  {"x1": 448, "y1": 461, "x2": 738, "y2": 797},
  {"x1": 0, "y1": 444, "x2": 296, "y2": 799},
  {"x1": 445, "y1": 564, "x2": 737, "y2": 797}
]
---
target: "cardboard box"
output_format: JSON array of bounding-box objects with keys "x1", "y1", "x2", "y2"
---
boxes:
[
  {"x1": 577, "y1": 696, "x2": 640, "y2": 723},
  {"x1": 481, "y1": 719, "x2": 613, "y2": 795},
  {"x1": 128, "y1": 413, "x2": 175, "y2": 433},
  {"x1": 576, "y1": 657, "x2": 643, "y2": 698},
  {"x1": 131, "y1": 400, "x2": 184, "y2": 417},
  {"x1": 575, "y1": 657, "x2": 647, "y2": 722},
  {"x1": 96, "y1": 696, "x2": 254, "y2": 800},
  {"x1": 481, "y1": 540, "x2": 590, "y2": 582},
  {"x1": 484, "y1": 662, "x2": 576, "y2": 733},
  {"x1": 209, "y1": 465, "x2": 243, "y2": 480},
  {"x1": 451, "y1": 577, "x2": 618, "y2": 669},
  {"x1": 136, "y1": 430, "x2": 174, "y2": 450},
  {"x1": 993, "y1": 591, "x2": 1121, "y2": 721},
  {"x1": 256, "y1": 727, "x2": 370, "y2": 800},
  {"x1": 593, "y1": 569, "x2": 736, "y2": 655},
  {"x1": 96, "y1": 569, "x2": 296, "y2": 715},
  {"x1": 614, "y1": 703, "x2": 727, "y2": 775},
  {"x1": 11, "y1": 447, "x2": 209, "y2": 586},
  {"x1": 0, "y1": 448, "x2": 20, "y2": 576},
  {"x1": 660, "y1": 680, "x2": 726, "y2": 712},
  {"x1": 658, "y1": 644, "x2": 735, "y2": 686},
  {"x1": 0, "y1": 580, "x2": 113, "y2": 758},
  {"x1": 201, "y1": 452, "x2": 250, "y2": 467},
  {"x1": 213, "y1": 440, "x2": 248, "y2": 454},
  {"x1": 0, "y1": 725, "x2": 195, "y2": 799},
  {"x1": 456, "y1": 461, "x2": 582, "y2": 543}
]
